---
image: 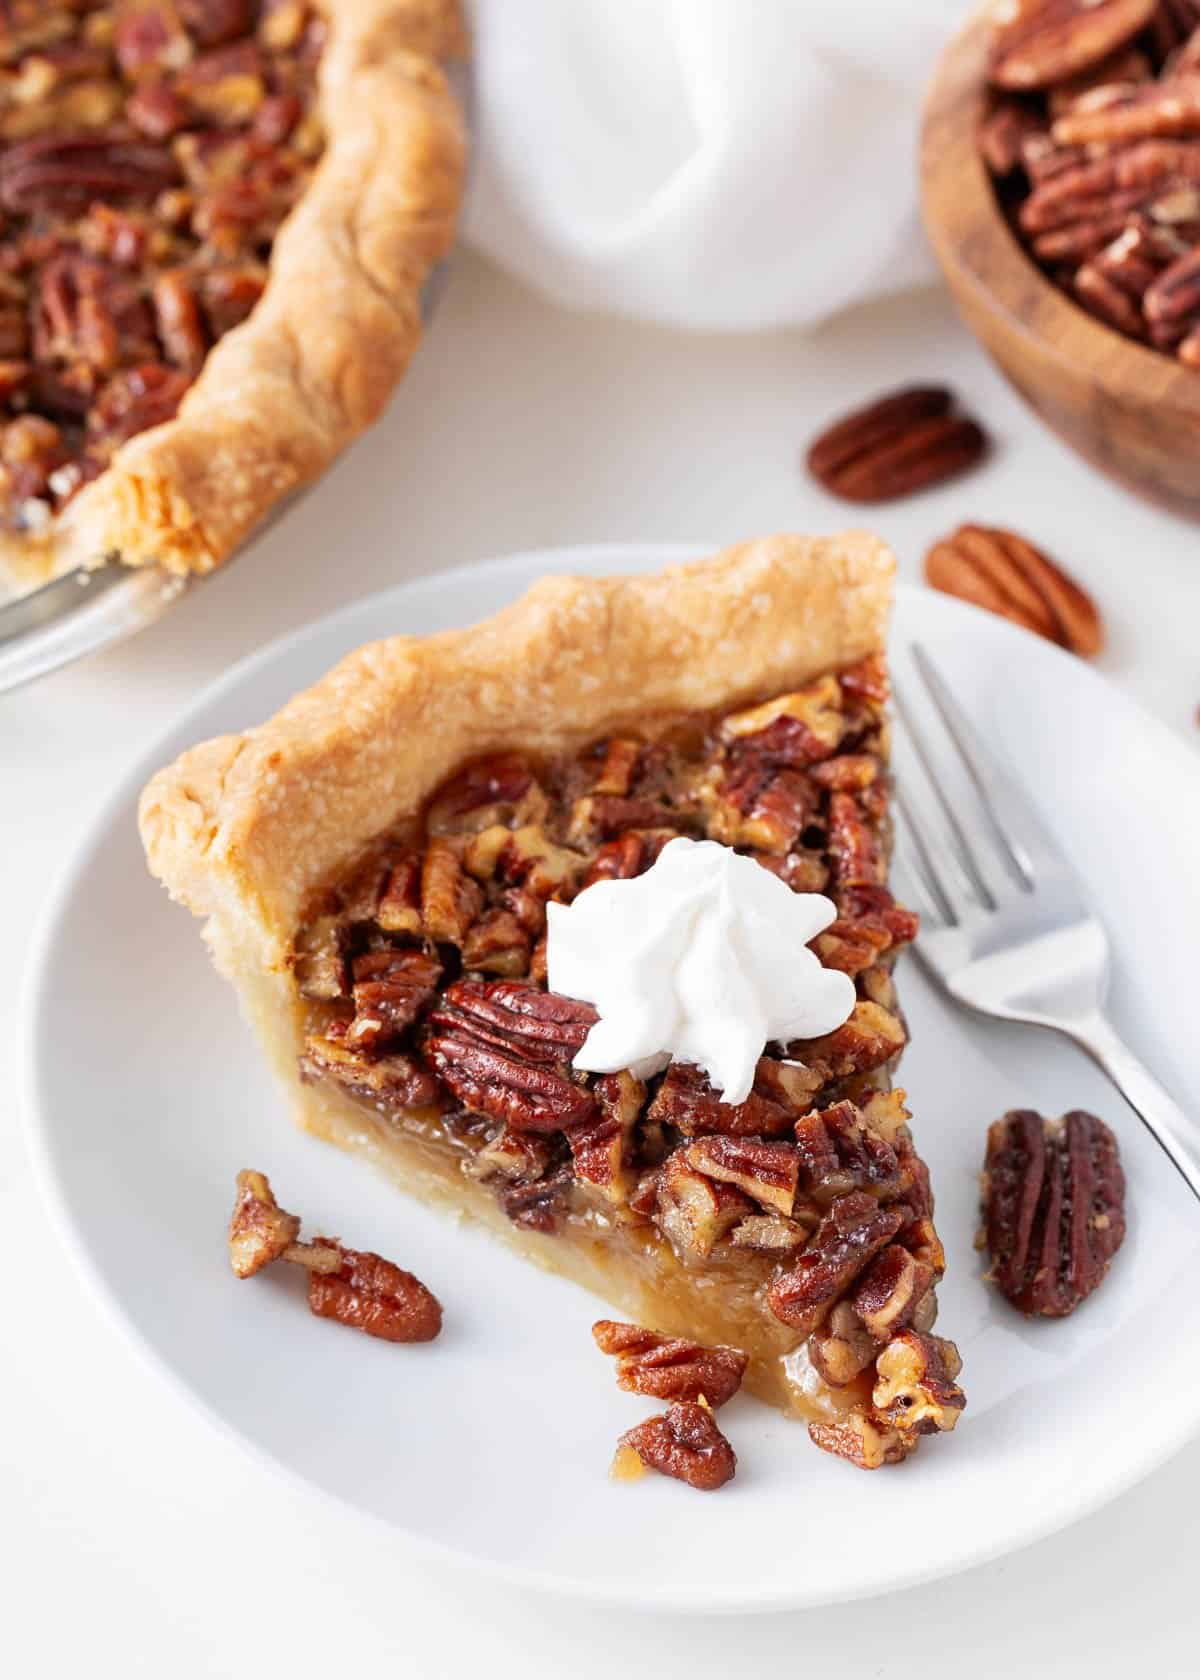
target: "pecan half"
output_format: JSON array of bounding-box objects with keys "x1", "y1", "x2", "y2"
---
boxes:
[
  {"x1": 426, "y1": 980, "x2": 598, "y2": 1133},
  {"x1": 0, "y1": 130, "x2": 180, "y2": 215},
  {"x1": 981, "y1": 1109, "x2": 1126, "y2": 1316},
  {"x1": 306, "y1": 1240, "x2": 443, "y2": 1343},
  {"x1": 228, "y1": 1168, "x2": 300, "y2": 1278},
  {"x1": 924, "y1": 524, "x2": 1105, "y2": 657},
  {"x1": 805, "y1": 385, "x2": 987, "y2": 503},
  {"x1": 592, "y1": 1320, "x2": 748, "y2": 1408},
  {"x1": 987, "y1": 0, "x2": 1158, "y2": 91},
  {"x1": 614, "y1": 1401, "x2": 737, "y2": 1492}
]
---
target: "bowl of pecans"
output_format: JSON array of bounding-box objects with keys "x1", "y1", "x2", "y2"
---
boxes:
[{"x1": 921, "y1": 0, "x2": 1200, "y2": 518}]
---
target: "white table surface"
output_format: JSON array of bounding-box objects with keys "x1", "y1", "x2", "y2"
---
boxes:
[{"x1": 4, "y1": 252, "x2": 1199, "y2": 1676}]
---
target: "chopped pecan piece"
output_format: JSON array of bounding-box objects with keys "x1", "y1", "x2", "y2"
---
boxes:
[
  {"x1": 729, "y1": 1212, "x2": 812, "y2": 1252},
  {"x1": 682, "y1": 1135, "x2": 799, "y2": 1216},
  {"x1": 305, "y1": 1239, "x2": 443, "y2": 1343},
  {"x1": 569, "y1": 1070, "x2": 643, "y2": 1204},
  {"x1": 808, "y1": 1301, "x2": 879, "y2": 1387},
  {"x1": 581, "y1": 829, "x2": 674, "y2": 887},
  {"x1": 806, "y1": 385, "x2": 987, "y2": 503},
  {"x1": 420, "y1": 837, "x2": 484, "y2": 945},
  {"x1": 852, "y1": 1243, "x2": 935, "y2": 1338},
  {"x1": 785, "y1": 1001, "x2": 906, "y2": 1084},
  {"x1": 426, "y1": 754, "x2": 538, "y2": 835},
  {"x1": 292, "y1": 914, "x2": 348, "y2": 1000},
  {"x1": 655, "y1": 1149, "x2": 753, "y2": 1260},
  {"x1": 648, "y1": 1056, "x2": 821, "y2": 1139},
  {"x1": 475, "y1": 1125, "x2": 554, "y2": 1183},
  {"x1": 721, "y1": 675, "x2": 846, "y2": 761},
  {"x1": 496, "y1": 1164, "x2": 574, "y2": 1233},
  {"x1": 592, "y1": 1321, "x2": 748, "y2": 1407},
  {"x1": 793, "y1": 1100, "x2": 904, "y2": 1205},
  {"x1": 461, "y1": 908, "x2": 531, "y2": 977},
  {"x1": 766, "y1": 1192, "x2": 908, "y2": 1333},
  {"x1": 872, "y1": 1331, "x2": 965, "y2": 1434},
  {"x1": 376, "y1": 851, "x2": 423, "y2": 935},
  {"x1": 981, "y1": 1108, "x2": 1126, "y2": 1316},
  {"x1": 808, "y1": 1412, "x2": 916, "y2": 1471},
  {"x1": 300, "y1": 1030, "x2": 444, "y2": 1112},
  {"x1": 228, "y1": 1168, "x2": 300, "y2": 1278},
  {"x1": 614, "y1": 1401, "x2": 737, "y2": 1492},
  {"x1": 346, "y1": 948, "x2": 441, "y2": 1055}
]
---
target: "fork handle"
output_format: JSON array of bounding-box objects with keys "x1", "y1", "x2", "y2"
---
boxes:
[{"x1": 1067, "y1": 1013, "x2": 1200, "y2": 1203}]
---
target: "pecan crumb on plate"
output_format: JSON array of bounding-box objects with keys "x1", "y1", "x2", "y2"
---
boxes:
[
  {"x1": 227, "y1": 1169, "x2": 442, "y2": 1342},
  {"x1": 613, "y1": 1400, "x2": 738, "y2": 1492}
]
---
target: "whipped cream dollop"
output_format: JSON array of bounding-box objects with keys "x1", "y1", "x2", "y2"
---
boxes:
[{"x1": 545, "y1": 836, "x2": 855, "y2": 1105}]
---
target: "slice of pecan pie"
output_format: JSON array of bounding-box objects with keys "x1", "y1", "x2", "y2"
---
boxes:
[
  {"x1": 0, "y1": 1, "x2": 466, "y2": 587},
  {"x1": 140, "y1": 535, "x2": 964, "y2": 1469}
]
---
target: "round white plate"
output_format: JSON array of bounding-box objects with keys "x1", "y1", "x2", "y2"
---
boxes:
[{"x1": 22, "y1": 544, "x2": 1200, "y2": 1612}]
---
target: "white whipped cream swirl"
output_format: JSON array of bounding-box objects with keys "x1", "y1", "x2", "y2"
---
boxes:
[{"x1": 545, "y1": 836, "x2": 855, "y2": 1105}]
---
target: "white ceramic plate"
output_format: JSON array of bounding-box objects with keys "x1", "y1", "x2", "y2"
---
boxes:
[{"x1": 22, "y1": 544, "x2": 1200, "y2": 1612}]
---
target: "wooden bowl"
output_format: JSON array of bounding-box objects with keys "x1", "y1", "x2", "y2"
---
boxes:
[{"x1": 920, "y1": 7, "x2": 1200, "y2": 519}]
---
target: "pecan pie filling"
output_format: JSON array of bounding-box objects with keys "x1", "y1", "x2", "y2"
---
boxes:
[
  {"x1": 290, "y1": 655, "x2": 964, "y2": 1458},
  {"x1": 0, "y1": 0, "x2": 324, "y2": 545}
]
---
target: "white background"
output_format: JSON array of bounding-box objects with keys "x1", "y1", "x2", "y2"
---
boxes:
[{"x1": 4, "y1": 253, "x2": 1200, "y2": 1674}]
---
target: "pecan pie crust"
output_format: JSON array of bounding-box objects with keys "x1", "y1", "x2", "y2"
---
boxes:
[
  {"x1": 0, "y1": 0, "x2": 467, "y2": 585},
  {"x1": 140, "y1": 535, "x2": 958, "y2": 1453}
]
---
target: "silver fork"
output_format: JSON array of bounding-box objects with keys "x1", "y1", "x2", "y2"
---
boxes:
[{"x1": 893, "y1": 643, "x2": 1200, "y2": 1203}]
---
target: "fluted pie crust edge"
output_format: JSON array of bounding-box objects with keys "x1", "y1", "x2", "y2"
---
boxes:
[{"x1": 14, "y1": 0, "x2": 468, "y2": 582}]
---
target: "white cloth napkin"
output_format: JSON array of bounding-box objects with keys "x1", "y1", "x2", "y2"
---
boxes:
[{"x1": 464, "y1": 0, "x2": 971, "y2": 330}]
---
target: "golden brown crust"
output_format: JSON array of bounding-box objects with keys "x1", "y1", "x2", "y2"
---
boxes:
[
  {"x1": 11, "y1": 0, "x2": 468, "y2": 581},
  {"x1": 140, "y1": 533, "x2": 896, "y2": 959}
]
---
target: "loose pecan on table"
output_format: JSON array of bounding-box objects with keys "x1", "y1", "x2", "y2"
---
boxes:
[
  {"x1": 612, "y1": 1400, "x2": 738, "y2": 1492},
  {"x1": 924, "y1": 523, "x2": 1105, "y2": 656},
  {"x1": 805, "y1": 385, "x2": 988, "y2": 503},
  {"x1": 980, "y1": 1109, "x2": 1127, "y2": 1315},
  {"x1": 592, "y1": 1320, "x2": 748, "y2": 1407},
  {"x1": 228, "y1": 1169, "x2": 443, "y2": 1342}
]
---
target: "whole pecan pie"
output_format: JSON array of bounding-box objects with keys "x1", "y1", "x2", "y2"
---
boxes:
[
  {"x1": 140, "y1": 535, "x2": 964, "y2": 1470},
  {"x1": 0, "y1": 0, "x2": 466, "y2": 587}
]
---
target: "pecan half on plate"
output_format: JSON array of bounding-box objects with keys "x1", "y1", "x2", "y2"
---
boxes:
[{"x1": 980, "y1": 1109, "x2": 1127, "y2": 1316}]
